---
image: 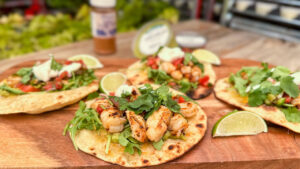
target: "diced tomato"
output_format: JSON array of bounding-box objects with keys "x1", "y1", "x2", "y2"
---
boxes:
[
  {"x1": 147, "y1": 57, "x2": 158, "y2": 66},
  {"x1": 151, "y1": 64, "x2": 158, "y2": 69},
  {"x1": 199, "y1": 75, "x2": 210, "y2": 86},
  {"x1": 109, "y1": 92, "x2": 115, "y2": 96},
  {"x1": 59, "y1": 71, "x2": 69, "y2": 80},
  {"x1": 16, "y1": 82, "x2": 24, "y2": 88},
  {"x1": 168, "y1": 82, "x2": 176, "y2": 87},
  {"x1": 178, "y1": 96, "x2": 185, "y2": 103},
  {"x1": 96, "y1": 105, "x2": 103, "y2": 114},
  {"x1": 64, "y1": 60, "x2": 73, "y2": 65},
  {"x1": 20, "y1": 85, "x2": 39, "y2": 92},
  {"x1": 172, "y1": 58, "x2": 184, "y2": 67},
  {"x1": 75, "y1": 60, "x2": 85, "y2": 67},
  {"x1": 55, "y1": 81, "x2": 63, "y2": 90},
  {"x1": 43, "y1": 82, "x2": 54, "y2": 91},
  {"x1": 284, "y1": 95, "x2": 292, "y2": 104}
]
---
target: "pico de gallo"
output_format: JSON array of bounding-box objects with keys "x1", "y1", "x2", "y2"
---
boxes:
[
  {"x1": 143, "y1": 47, "x2": 211, "y2": 95},
  {"x1": 0, "y1": 56, "x2": 96, "y2": 97}
]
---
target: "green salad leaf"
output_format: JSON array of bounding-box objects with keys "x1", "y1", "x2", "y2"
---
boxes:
[
  {"x1": 118, "y1": 127, "x2": 141, "y2": 155},
  {"x1": 50, "y1": 56, "x2": 63, "y2": 71},
  {"x1": 148, "y1": 69, "x2": 171, "y2": 84},
  {"x1": 63, "y1": 101, "x2": 102, "y2": 150},
  {"x1": 178, "y1": 80, "x2": 197, "y2": 93},
  {"x1": 63, "y1": 69, "x2": 96, "y2": 90},
  {"x1": 16, "y1": 67, "x2": 33, "y2": 84}
]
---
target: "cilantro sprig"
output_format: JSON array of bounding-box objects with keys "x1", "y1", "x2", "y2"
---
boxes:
[{"x1": 118, "y1": 126, "x2": 142, "y2": 155}]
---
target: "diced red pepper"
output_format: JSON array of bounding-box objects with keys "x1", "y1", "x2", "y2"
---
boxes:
[
  {"x1": 172, "y1": 58, "x2": 184, "y2": 67},
  {"x1": 96, "y1": 105, "x2": 103, "y2": 114},
  {"x1": 199, "y1": 75, "x2": 210, "y2": 86},
  {"x1": 59, "y1": 71, "x2": 69, "y2": 80},
  {"x1": 151, "y1": 64, "x2": 158, "y2": 69},
  {"x1": 181, "y1": 48, "x2": 192, "y2": 53},
  {"x1": 109, "y1": 92, "x2": 115, "y2": 96},
  {"x1": 20, "y1": 85, "x2": 39, "y2": 92},
  {"x1": 178, "y1": 96, "x2": 185, "y2": 103}
]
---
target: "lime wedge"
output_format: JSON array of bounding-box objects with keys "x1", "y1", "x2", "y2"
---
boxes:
[
  {"x1": 68, "y1": 54, "x2": 103, "y2": 69},
  {"x1": 212, "y1": 111, "x2": 267, "y2": 137},
  {"x1": 291, "y1": 72, "x2": 300, "y2": 85},
  {"x1": 192, "y1": 49, "x2": 221, "y2": 65},
  {"x1": 100, "y1": 72, "x2": 127, "y2": 94}
]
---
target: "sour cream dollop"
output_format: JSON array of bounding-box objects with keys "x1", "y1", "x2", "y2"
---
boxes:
[
  {"x1": 33, "y1": 59, "x2": 59, "y2": 82},
  {"x1": 158, "y1": 47, "x2": 184, "y2": 62},
  {"x1": 115, "y1": 84, "x2": 133, "y2": 97}
]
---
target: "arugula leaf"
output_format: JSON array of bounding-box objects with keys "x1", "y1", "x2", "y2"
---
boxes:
[
  {"x1": 248, "y1": 89, "x2": 267, "y2": 107},
  {"x1": 280, "y1": 76, "x2": 299, "y2": 98},
  {"x1": 105, "y1": 134, "x2": 112, "y2": 154},
  {"x1": 63, "y1": 69, "x2": 96, "y2": 90},
  {"x1": 16, "y1": 67, "x2": 33, "y2": 84},
  {"x1": 153, "y1": 139, "x2": 164, "y2": 150},
  {"x1": 148, "y1": 69, "x2": 171, "y2": 84},
  {"x1": 0, "y1": 84, "x2": 25, "y2": 95},
  {"x1": 50, "y1": 56, "x2": 63, "y2": 71},
  {"x1": 86, "y1": 92, "x2": 99, "y2": 100},
  {"x1": 280, "y1": 107, "x2": 300, "y2": 123},
  {"x1": 63, "y1": 101, "x2": 102, "y2": 150}
]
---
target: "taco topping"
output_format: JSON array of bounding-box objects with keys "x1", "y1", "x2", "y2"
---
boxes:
[
  {"x1": 141, "y1": 47, "x2": 209, "y2": 94},
  {"x1": 0, "y1": 56, "x2": 96, "y2": 96},
  {"x1": 229, "y1": 63, "x2": 300, "y2": 123},
  {"x1": 64, "y1": 84, "x2": 197, "y2": 155}
]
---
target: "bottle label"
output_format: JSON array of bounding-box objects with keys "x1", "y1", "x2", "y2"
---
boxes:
[
  {"x1": 91, "y1": 11, "x2": 116, "y2": 38},
  {"x1": 138, "y1": 24, "x2": 170, "y2": 55}
]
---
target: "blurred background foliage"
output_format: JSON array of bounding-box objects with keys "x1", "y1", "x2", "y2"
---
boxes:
[{"x1": 0, "y1": 0, "x2": 179, "y2": 59}]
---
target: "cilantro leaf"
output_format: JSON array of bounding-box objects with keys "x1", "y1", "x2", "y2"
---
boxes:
[
  {"x1": 272, "y1": 66, "x2": 290, "y2": 80},
  {"x1": 229, "y1": 74, "x2": 248, "y2": 96},
  {"x1": 248, "y1": 89, "x2": 267, "y2": 107},
  {"x1": 86, "y1": 92, "x2": 99, "y2": 100},
  {"x1": 178, "y1": 80, "x2": 197, "y2": 93},
  {"x1": 50, "y1": 57, "x2": 63, "y2": 71},
  {"x1": 153, "y1": 139, "x2": 164, "y2": 150},
  {"x1": 119, "y1": 127, "x2": 142, "y2": 155},
  {"x1": 16, "y1": 67, "x2": 33, "y2": 84},
  {"x1": 280, "y1": 76, "x2": 299, "y2": 98},
  {"x1": 148, "y1": 69, "x2": 171, "y2": 84},
  {"x1": 128, "y1": 94, "x2": 154, "y2": 114},
  {"x1": 280, "y1": 107, "x2": 300, "y2": 123},
  {"x1": 183, "y1": 53, "x2": 193, "y2": 65},
  {"x1": 191, "y1": 56, "x2": 204, "y2": 72}
]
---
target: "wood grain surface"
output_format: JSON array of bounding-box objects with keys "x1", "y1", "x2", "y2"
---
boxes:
[
  {"x1": 1, "y1": 20, "x2": 300, "y2": 73},
  {"x1": 1, "y1": 57, "x2": 300, "y2": 169}
]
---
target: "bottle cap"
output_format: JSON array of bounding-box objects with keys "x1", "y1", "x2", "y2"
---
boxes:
[{"x1": 90, "y1": 0, "x2": 116, "y2": 8}]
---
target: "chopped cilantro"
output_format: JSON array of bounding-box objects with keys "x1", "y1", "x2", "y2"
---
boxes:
[
  {"x1": 148, "y1": 69, "x2": 171, "y2": 84},
  {"x1": 280, "y1": 76, "x2": 299, "y2": 98},
  {"x1": 248, "y1": 89, "x2": 267, "y2": 107},
  {"x1": 86, "y1": 92, "x2": 99, "y2": 100},
  {"x1": 50, "y1": 56, "x2": 63, "y2": 71},
  {"x1": 16, "y1": 67, "x2": 33, "y2": 84},
  {"x1": 119, "y1": 127, "x2": 142, "y2": 155},
  {"x1": 280, "y1": 107, "x2": 300, "y2": 123},
  {"x1": 178, "y1": 80, "x2": 197, "y2": 93}
]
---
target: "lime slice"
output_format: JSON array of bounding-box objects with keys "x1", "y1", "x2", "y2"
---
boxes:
[
  {"x1": 291, "y1": 72, "x2": 300, "y2": 85},
  {"x1": 192, "y1": 49, "x2": 221, "y2": 65},
  {"x1": 68, "y1": 54, "x2": 103, "y2": 69},
  {"x1": 100, "y1": 72, "x2": 127, "y2": 94},
  {"x1": 212, "y1": 111, "x2": 267, "y2": 137}
]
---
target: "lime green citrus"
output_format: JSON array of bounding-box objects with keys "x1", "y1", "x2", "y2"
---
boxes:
[
  {"x1": 68, "y1": 54, "x2": 103, "y2": 69},
  {"x1": 192, "y1": 49, "x2": 221, "y2": 65},
  {"x1": 212, "y1": 111, "x2": 267, "y2": 137},
  {"x1": 100, "y1": 72, "x2": 127, "y2": 94}
]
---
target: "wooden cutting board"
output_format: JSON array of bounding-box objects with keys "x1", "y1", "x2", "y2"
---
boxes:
[{"x1": 0, "y1": 57, "x2": 300, "y2": 169}]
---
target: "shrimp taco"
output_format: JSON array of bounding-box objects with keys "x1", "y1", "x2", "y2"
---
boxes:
[
  {"x1": 64, "y1": 84, "x2": 207, "y2": 167},
  {"x1": 126, "y1": 47, "x2": 216, "y2": 99},
  {"x1": 0, "y1": 56, "x2": 98, "y2": 114},
  {"x1": 215, "y1": 63, "x2": 300, "y2": 133}
]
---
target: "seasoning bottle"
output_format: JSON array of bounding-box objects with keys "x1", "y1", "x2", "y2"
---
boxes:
[{"x1": 90, "y1": 0, "x2": 116, "y2": 55}]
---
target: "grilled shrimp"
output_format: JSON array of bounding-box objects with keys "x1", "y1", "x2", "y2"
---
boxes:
[
  {"x1": 146, "y1": 106, "x2": 172, "y2": 142},
  {"x1": 126, "y1": 110, "x2": 147, "y2": 142},
  {"x1": 179, "y1": 102, "x2": 198, "y2": 118},
  {"x1": 91, "y1": 99, "x2": 113, "y2": 110},
  {"x1": 100, "y1": 108, "x2": 127, "y2": 133},
  {"x1": 191, "y1": 66, "x2": 202, "y2": 82},
  {"x1": 171, "y1": 70, "x2": 183, "y2": 80},
  {"x1": 181, "y1": 66, "x2": 192, "y2": 74},
  {"x1": 168, "y1": 114, "x2": 188, "y2": 137},
  {"x1": 161, "y1": 62, "x2": 176, "y2": 74}
]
